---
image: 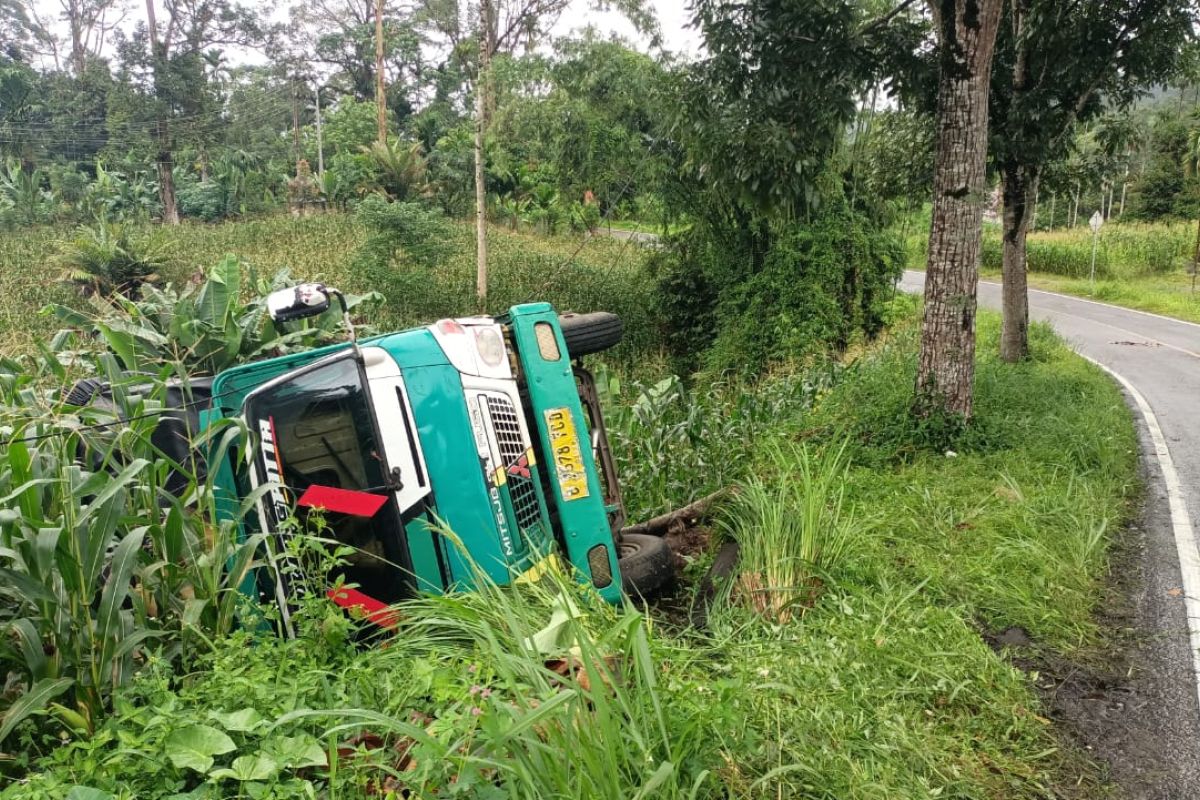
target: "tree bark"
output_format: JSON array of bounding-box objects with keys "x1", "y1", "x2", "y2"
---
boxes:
[
  {"x1": 145, "y1": 0, "x2": 179, "y2": 225},
  {"x1": 999, "y1": 162, "x2": 1039, "y2": 362},
  {"x1": 915, "y1": 0, "x2": 1004, "y2": 420}
]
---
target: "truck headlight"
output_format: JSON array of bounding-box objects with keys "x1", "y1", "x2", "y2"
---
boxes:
[{"x1": 474, "y1": 327, "x2": 505, "y2": 367}]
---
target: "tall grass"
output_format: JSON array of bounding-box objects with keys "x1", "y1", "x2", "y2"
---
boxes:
[
  {"x1": 980, "y1": 220, "x2": 1193, "y2": 279},
  {"x1": 720, "y1": 443, "x2": 856, "y2": 623}
]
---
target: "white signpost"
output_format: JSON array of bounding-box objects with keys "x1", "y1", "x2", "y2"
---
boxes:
[{"x1": 1089, "y1": 210, "x2": 1104, "y2": 293}]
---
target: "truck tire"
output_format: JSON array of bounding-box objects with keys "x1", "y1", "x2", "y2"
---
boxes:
[
  {"x1": 618, "y1": 533, "x2": 674, "y2": 597},
  {"x1": 62, "y1": 377, "x2": 108, "y2": 406},
  {"x1": 558, "y1": 312, "x2": 623, "y2": 357}
]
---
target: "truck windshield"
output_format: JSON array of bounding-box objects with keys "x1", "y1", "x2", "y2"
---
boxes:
[{"x1": 245, "y1": 355, "x2": 413, "y2": 605}]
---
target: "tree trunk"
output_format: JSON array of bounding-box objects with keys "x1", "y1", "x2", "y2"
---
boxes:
[
  {"x1": 68, "y1": 0, "x2": 85, "y2": 75},
  {"x1": 915, "y1": 0, "x2": 1004, "y2": 421},
  {"x1": 1119, "y1": 166, "x2": 1129, "y2": 217},
  {"x1": 156, "y1": 122, "x2": 179, "y2": 225},
  {"x1": 474, "y1": 0, "x2": 492, "y2": 307},
  {"x1": 145, "y1": 0, "x2": 178, "y2": 225},
  {"x1": 999, "y1": 163, "x2": 1039, "y2": 362},
  {"x1": 1049, "y1": 193, "x2": 1056, "y2": 229}
]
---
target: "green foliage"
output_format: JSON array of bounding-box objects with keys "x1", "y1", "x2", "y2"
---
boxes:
[
  {"x1": 676, "y1": 0, "x2": 874, "y2": 215},
  {"x1": 353, "y1": 194, "x2": 455, "y2": 275},
  {"x1": 656, "y1": 208, "x2": 904, "y2": 375},
  {"x1": 46, "y1": 254, "x2": 381, "y2": 375},
  {"x1": 362, "y1": 139, "x2": 429, "y2": 201},
  {"x1": 0, "y1": 351, "x2": 263, "y2": 752},
  {"x1": 57, "y1": 221, "x2": 170, "y2": 297}
]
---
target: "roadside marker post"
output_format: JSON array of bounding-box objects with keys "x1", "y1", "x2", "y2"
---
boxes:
[{"x1": 1089, "y1": 210, "x2": 1103, "y2": 294}]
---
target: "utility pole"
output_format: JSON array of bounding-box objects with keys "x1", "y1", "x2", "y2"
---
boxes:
[
  {"x1": 474, "y1": 0, "x2": 492, "y2": 307},
  {"x1": 314, "y1": 82, "x2": 325, "y2": 175},
  {"x1": 375, "y1": 0, "x2": 386, "y2": 144}
]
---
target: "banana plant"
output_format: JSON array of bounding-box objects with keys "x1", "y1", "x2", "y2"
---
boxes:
[{"x1": 45, "y1": 255, "x2": 382, "y2": 375}]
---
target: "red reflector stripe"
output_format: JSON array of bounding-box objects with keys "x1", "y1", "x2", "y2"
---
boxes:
[
  {"x1": 296, "y1": 485, "x2": 388, "y2": 517},
  {"x1": 326, "y1": 586, "x2": 400, "y2": 629}
]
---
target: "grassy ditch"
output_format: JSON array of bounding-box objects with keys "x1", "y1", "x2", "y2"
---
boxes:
[{"x1": 2, "y1": 299, "x2": 1138, "y2": 798}]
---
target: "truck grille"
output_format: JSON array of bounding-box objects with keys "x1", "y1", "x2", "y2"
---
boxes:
[{"x1": 485, "y1": 395, "x2": 541, "y2": 531}]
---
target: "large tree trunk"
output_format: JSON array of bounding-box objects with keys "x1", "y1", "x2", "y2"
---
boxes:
[
  {"x1": 915, "y1": 0, "x2": 1003, "y2": 420},
  {"x1": 999, "y1": 162, "x2": 1039, "y2": 362}
]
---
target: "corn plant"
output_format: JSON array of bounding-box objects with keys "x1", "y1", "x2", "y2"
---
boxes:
[{"x1": 0, "y1": 354, "x2": 265, "y2": 747}]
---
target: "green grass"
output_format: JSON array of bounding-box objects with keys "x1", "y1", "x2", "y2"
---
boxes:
[
  {"x1": 984, "y1": 270, "x2": 1200, "y2": 324},
  {"x1": 603, "y1": 219, "x2": 689, "y2": 236}
]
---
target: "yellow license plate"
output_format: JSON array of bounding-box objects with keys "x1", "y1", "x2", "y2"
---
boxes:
[{"x1": 544, "y1": 407, "x2": 590, "y2": 501}]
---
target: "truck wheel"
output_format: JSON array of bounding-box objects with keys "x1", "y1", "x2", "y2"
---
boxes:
[
  {"x1": 618, "y1": 533, "x2": 674, "y2": 597},
  {"x1": 558, "y1": 312, "x2": 623, "y2": 357}
]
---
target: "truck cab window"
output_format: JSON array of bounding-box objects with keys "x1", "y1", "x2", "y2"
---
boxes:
[{"x1": 245, "y1": 356, "x2": 413, "y2": 605}]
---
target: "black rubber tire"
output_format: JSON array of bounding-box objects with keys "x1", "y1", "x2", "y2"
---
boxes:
[
  {"x1": 62, "y1": 377, "x2": 107, "y2": 406},
  {"x1": 618, "y1": 533, "x2": 674, "y2": 597},
  {"x1": 558, "y1": 312, "x2": 623, "y2": 357}
]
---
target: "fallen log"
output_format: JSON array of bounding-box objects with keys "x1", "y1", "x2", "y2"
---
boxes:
[{"x1": 618, "y1": 488, "x2": 732, "y2": 538}]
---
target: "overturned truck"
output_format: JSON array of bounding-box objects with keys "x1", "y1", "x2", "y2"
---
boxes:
[{"x1": 69, "y1": 285, "x2": 674, "y2": 632}]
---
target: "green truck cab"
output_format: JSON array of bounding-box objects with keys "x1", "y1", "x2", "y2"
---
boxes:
[{"x1": 91, "y1": 285, "x2": 672, "y2": 630}]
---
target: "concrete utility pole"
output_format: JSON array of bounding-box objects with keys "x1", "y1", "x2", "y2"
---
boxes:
[
  {"x1": 474, "y1": 0, "x2": 492, "y2": 307},
  {"x1": 375, "y1": 0, "x2": 386, "y2": 144}
]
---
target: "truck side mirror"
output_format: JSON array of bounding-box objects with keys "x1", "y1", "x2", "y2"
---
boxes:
[{"x1": 267, "y1": 283, "x2": 334, "y2": 323}]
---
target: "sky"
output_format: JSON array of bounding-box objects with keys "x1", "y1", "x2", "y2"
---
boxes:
[{"x1": 554, "y1": 0, "x2": 702, "y2": 56}]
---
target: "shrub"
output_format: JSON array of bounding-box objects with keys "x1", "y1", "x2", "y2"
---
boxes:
[
  {"x1": 57, "y1": 221, "x2": 170, "y2": 297},
  {"x1": 655, "y1": 209, "x2": 904, "y2": 375},
  {"x1": 177, "y1": 177, "x2": 230, "y2": 222},
  {"x1": 353, "y1": 193, "x2": 457, "y2": 276}
]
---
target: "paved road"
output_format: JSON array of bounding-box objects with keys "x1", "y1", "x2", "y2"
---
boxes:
[{"x1": 902, "y1": 270, "x2": 1200, "y2": 797}]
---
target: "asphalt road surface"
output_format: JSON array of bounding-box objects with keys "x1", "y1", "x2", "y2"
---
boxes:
[{"x1": 901, "y1": 270, "x2": 1200, "y2": 797}]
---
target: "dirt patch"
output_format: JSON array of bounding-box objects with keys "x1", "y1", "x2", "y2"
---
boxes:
[{"x1": 664, "y1": 525, "x2": 712, "y2": 572}]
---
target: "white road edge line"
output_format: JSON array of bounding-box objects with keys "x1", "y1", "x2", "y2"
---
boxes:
[{"x1": 1083, "y1": 356, "x2": 1200, "y2": 716}]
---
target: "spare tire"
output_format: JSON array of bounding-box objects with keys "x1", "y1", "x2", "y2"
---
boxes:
[
  {"x1": 618, "y1": 533, "x2": 674, "y2": 598},
  {"x1": 558, "y1": 312, "x2": 623, "y2": 357}
]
